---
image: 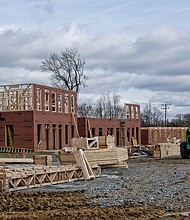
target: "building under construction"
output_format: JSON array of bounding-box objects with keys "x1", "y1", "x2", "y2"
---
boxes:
[{"x1": 0, "y1": 83, "x2": 141, "y2": 151}]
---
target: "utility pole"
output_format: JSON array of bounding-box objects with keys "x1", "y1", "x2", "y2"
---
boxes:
[{"x1": 161, "y1": 104, "x2": 171, "y2": 127}]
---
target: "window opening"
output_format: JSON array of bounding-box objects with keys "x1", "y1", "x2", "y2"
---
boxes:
[
  {"x1": 65, "y1": 125, "x2": 68, "y2": 144},
  {"x1": 71, "y1": 95, "x2": 75, "y2": 113},
  {"x1": 52, "y1": 92, "x2": 56, "y2": 112},
  {"x1": 58, "y1": 125, "x2": 62, "y2": 149},
  {"x1": 52, "y1": 125, "x2": 56, "y2": 149},
  {"x1": 99, "y1": 128, "x2": 103, "y2": 136},
  {"x1": 37, "y1": 124, "x2": 41, "y2": 146},
  {"x1": 44, "y1": 89, "x2": 49, "y2": 111},
  {"x1": 6, "y1": 125, "x2": 14, "y2": 147},
  {"x1": 58, "y1": 94, "x2": 62, "y2": 112},
  {"x1": 64, "y1": 94, "x2": 69, "y2": 113},
  {"x1": 36, "y1": 88, "x2": 41, "y2": 111},
  {"x1": 45, "y1": 124, "x2": 49, "y2": 150}
]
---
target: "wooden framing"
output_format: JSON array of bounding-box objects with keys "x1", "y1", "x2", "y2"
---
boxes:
[
  {"x1": 0, "y1": 164, "x2": 101, "y2": 192},
  {"x1": 141, "y1": 127, "x2": 187, "y2": 145},
  {"x1": 0, "y1": 84, "x2": 33, "y2": 111}
]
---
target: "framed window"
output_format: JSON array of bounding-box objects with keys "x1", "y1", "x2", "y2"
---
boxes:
[
  {"x1": 64, "y1": 93, "x2": 69, "y2": 113},
  {"x1": 71, "y1": 95, "x2": 75, "y2": 113},
  {"x1": 44, "y1": 89, "x2": 49, "y2": 111},
  {"x1": 58, "y1": 93, "x2": 62, "y2": 112},
  {"x1": 36, "y1": 88, "x2": 41, "y2": 111},
  {"x1": 52, "y1": 92, "x2": 56, "y2": 112}
]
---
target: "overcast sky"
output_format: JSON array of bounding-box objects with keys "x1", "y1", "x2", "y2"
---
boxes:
[{"x1": 1, "y1": 0, "x2": 190, "y2": 119}]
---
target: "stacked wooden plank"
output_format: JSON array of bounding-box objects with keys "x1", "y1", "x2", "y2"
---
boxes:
[
  {"x1": 59, "y1": 150, "x2": 76, "y2": 165},
  {"x1": 153, "y1": 143, "x2": 180, "y2": 158},
  {"x1": 98, "y1": 135, "x2": 115, "y2": 149},
  {"x1": 0, "y1": 158, "x2": 33, "y2": 163},
  {"x1": 59, "y1": 147, "x2": 128, "y2": 168},
  {"x1": 33, "y1": 155, "x2": 52, "y2": 166},
  {"x1": 71, "y1": 137, "x2": 99, "y2": 149}
]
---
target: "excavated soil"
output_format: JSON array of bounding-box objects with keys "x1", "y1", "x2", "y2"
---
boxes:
[{"x1": 0, "y1": 157, "x2": 190, "y2": 219}]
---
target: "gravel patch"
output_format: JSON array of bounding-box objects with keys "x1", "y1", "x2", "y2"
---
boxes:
[{"x1": 26, "y1": 156, "x2": 190, "y2": 211}]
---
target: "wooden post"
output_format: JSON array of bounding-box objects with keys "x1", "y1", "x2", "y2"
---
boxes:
[
  {"x1": 87, "y1": 119, "x2": 92, "y2": 138},
  {"x1": 74, "y1": 149, "x2": 95, "y2": 180},
  {"x1": 72, "y1": 113, "x2": 80, "y2": 138}
]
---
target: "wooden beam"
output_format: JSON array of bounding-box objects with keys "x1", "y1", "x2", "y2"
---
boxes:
[{"x1": 0, "y1": 158, "x2": 33, "y2": 163}]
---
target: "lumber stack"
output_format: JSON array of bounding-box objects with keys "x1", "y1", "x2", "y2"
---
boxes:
[
  {"x1": 59, "y1": 150, "x2": 76, "y2": 165},
  {"x1": 153, "y1": 143, "x2": 180, "y2": 158},
  {"x1": 33, "y1": 155, "x2": 52, "y2": 166},
  {"x1": 59, "y1": 147, "x2": 128, "y2": 168},
  {"x1": 72, "y1": 137, "x2": 99, "y2": 149},
  {"x1": 98, "y1": 135, "x2": 115, "y2": 149},
  {"x1": 0, "y1": 158, "x2": 33, "y2": 164}
]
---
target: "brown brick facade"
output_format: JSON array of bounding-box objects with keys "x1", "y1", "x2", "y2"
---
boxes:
[
  {"x1": 0, "y1": 84, "x2": 77, "y2": 151},
  {"x1": 0, "y1": 83, "x2": 141, "y2": 151},
  {"x1": 78, "y1": 103, "x2": 141, "y2": 147}
]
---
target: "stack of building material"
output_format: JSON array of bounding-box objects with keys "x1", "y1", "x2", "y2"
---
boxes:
[
  {"x1": 60, "y1": 147, "x2": 128, "y2": 168},
  {"x1": 98, "y1": 135, "x2": 115, "y2": 149},
  {"x1": 153, "y1": 143, "x2": 180, "y2": 158},
  {"x1": 33, "y1": 155, "x2": 52, "y2": 166},
  {"x1": 0, "y1": 158, "x2": 33, "y2": 164},
  {"x1": 84, "y1": 147, "x2": 128, "y2": 167},
  {"x1": 59, "y1": 150, "x2": 75, "y2": 165},
  {"x1": 72, "y1": 137, "x2": 99, "y2": 149}
]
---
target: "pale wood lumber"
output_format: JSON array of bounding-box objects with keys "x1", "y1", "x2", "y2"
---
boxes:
[
  {"x1": 0, "y1": 158, "x2": 33, "y2": 163},
  {"x1": 0, "y1": 163, "x2": 100, "y2": 192}
]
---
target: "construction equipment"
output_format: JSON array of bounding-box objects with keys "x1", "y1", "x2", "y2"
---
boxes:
[{"x1": 180, "y1": 126, "x2": 190, "y2": 159}]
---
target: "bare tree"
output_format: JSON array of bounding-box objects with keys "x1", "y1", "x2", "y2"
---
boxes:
[
  {"x1": 141, "y1": 103, "x2": 163, "y2": 127},
  {"x1": 96, "y1": 92, "x2": 122, "y2": 119},
  {"x1": 170, "y1": 114, "x2": 190, "y2": 127},
  {"x1": 77, "y1": 103, "x2": 96, "y2": 117},
  {"x1": 41, "y1": 48, "x2": 87, "y2": 94}
]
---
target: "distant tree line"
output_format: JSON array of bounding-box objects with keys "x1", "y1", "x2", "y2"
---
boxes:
[
  {"x1": 170, "y1": 114, "x2": 190, "y2": 127},
  {"x1": 140, "y1": 103, "x2": 190, "y2": 127}
]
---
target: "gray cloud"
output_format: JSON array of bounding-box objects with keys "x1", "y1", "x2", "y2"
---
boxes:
[
  {"x1": 0, "y1": 24, "x2": 190, "y2": 116},
  {"x1": 28, "y1": 0, "x2": 55, "y2": 23}
]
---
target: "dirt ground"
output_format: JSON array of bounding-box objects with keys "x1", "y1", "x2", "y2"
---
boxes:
[
  {"x1": 0, "y1": 191, "x2": 180, "y2": 220},
  {"x1": 1, "y1": 157, "x2": 190, "y2": 220}
]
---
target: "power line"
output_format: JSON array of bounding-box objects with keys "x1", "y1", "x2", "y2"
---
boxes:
[{"x1": 161, "y1": 103, "x2": 171, "y2": 126}]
